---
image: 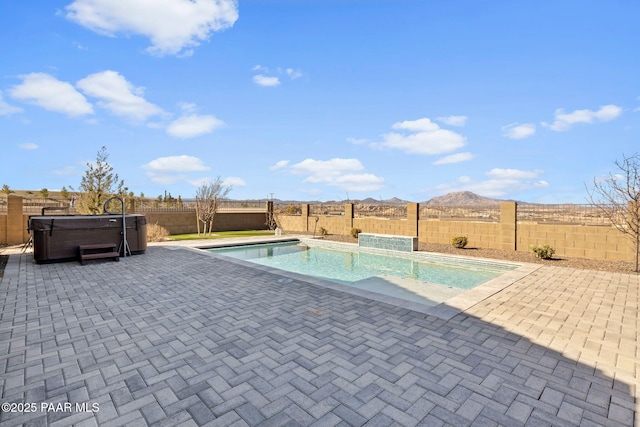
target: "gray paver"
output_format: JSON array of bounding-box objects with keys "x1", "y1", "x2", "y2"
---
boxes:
[{"x1": 0, "y1": 245, "x2": 638, "y2": 426}]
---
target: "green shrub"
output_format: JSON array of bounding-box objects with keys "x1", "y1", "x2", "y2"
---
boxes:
[
  {"x1": 350, "y1": 227, "x2": 362, "y2": 238},
  {"x1": 318, "y1": 227, "x2": 328, "y2": 236},
  {"x1": 531, "y1": 245, "x2": 555, "y2": 259},
  {"x1": 451, "y1": 236, "x2": 468, "y2": 249}
]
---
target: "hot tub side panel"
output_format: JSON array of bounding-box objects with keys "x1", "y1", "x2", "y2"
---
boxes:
[{"x1": 30, "y1": 215, "x2": 147, "y2": 263}]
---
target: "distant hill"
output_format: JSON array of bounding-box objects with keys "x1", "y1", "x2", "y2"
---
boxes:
[
  {"x1": 424, "y1": 191, "x2": 503, "y2": 205},
  {"x1": 271, "y1": 192, "x2": 504, "y2": 205}
]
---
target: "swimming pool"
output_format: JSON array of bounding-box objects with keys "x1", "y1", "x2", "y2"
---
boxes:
[{"x1": 208, "y1": 240, "x2": 520, "y2": 307}]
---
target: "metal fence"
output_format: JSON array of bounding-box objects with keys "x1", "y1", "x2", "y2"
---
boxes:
[
  {"x1": 274, "y1": 203, "x2": 302, "y2": 216},
  {"x1": 354, "y1": 204, "x2": 407, "y2": 219},
  {"x1": 309, "y1": 203, "x2": 345, "y2": 216},
  {"x1": 516, "y1": 204, "x2": 616, "y2": 225},
  {"x1": 419, "y1": 204, "x2": 500, "y2": 222},
  {"x1": 133, "y1": 199, "x2": 266, "y2": 213},
  {"x1": 23, "y1": 197, "x2": 70, "y2": 214}
]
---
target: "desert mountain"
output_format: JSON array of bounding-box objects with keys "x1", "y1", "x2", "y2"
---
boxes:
[{"x1": 424, "y1": 191, "x2": 502, "y2": 205}]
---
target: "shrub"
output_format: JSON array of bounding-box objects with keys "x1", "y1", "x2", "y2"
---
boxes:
[
  {"x1": 318, "y1": 226, "x2": 328, "y2": 236},
  {"x1": 531, "y1": 245, "x2": 555, "y2": 259},
  {"x1": 451, "y1": 236, "x2": 468, "y2": 249},
  {"x1": 285, "y1": 204, "x2": 301, "y2": 215},
  {"x1": 147, "y1": 222, "x2": 169, "y2": 242},
  {"x1": 350, "y1": 227, "x2": 362, "y2": 238}
]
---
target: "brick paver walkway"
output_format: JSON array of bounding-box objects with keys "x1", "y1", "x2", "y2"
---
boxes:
[{"x1": 0, "y1": 246, "x2": 637, "y2": 426}]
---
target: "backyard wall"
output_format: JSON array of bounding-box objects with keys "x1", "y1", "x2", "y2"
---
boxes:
[
  {"x1": 276, "y1": 202, "x2": 634, "y2": 263},
  {"x1": 1, "y1": 196, "x2": 634, "y2": 263},
  {"x1": 0, "y1": 196, "x2": 269, "y2": 244},
  {"x1": 518, "y1": 223, "x2": 631, "y2": 262}
]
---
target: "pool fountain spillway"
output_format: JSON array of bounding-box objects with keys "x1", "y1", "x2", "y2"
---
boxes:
[{"x1": 358, "y1": 233, "x2": 418, "y2": 252}]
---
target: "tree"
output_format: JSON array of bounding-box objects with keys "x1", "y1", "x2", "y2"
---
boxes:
[
  {"x1": 587, "y1": 153, "x2": 640, "y2": 272},
  {"x1": 1, "y1": 184, "x2": 13, "y2": 195},
  {"x1": 40, "y1": 188, "x2": 49, "y2": 198},
  {"x1": 60, "y1": 186, "x2": 70, "y2": 200},
  {"x1": 195, "y1": 177, "x2": 232, "y2": 236},
  {"x1": 74, "y1": 146, "x2": 127, "y2": 214}
]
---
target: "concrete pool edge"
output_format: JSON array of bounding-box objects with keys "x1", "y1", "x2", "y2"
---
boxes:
[{"x1": 155, "y1": 237, "x2": 542, "y2": 320}]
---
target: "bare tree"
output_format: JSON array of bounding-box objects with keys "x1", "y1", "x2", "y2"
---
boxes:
[
  {"x1": 587, "y1": 153, "x2": 640, "y2": 272},
  {"x1": 195, "y1": 178, "x2": 232, "y2": 236}
]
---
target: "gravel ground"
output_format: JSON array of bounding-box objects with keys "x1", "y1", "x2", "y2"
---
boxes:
[{"x1": 307, "y1": 233, "x2": 638, "y2": 274}]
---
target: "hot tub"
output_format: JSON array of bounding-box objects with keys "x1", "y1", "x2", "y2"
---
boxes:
[{"x1": 30, "y1": 214, "x2": 147, "y2": 263}]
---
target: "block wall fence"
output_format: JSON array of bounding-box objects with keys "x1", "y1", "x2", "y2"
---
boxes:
[
  {"x1": 277, "y1": 202, "x2": 635, "y2": 263},
  {"x1": 1, "y1": 196, "x2": 634, "y2": 263},
  {"x1": 0, "y1": 195, "x2": 269, "y2": 245}
]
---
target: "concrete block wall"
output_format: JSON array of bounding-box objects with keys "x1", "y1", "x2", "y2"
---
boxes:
[
  {"x1": 6, "y1": 196, "x2": 25, "y2": 245},
  {"x1": 418, "y1": 220, "x2": 502, "y2": 249},
  {"x1": 0, "y1": 215, "x2": 6, "y2": 245},
  {"x1": 518, "y1": 223, "x2": 632, "y2": 262},
  {"x1": 354, "y1": 218, "x2": 412, "y2": 236},
  {"x1": 144, "y1": 211, "x2": 268, "y2": 235},
  {"x1": 310, "y1": 216, "x2": 350, "y2": 236},
  {"x1": 277, "y1": 215, "x2": 307, "y2": 232},
  {"x1": 0, "y1": 197, "x2": 635, "y2": 264}
]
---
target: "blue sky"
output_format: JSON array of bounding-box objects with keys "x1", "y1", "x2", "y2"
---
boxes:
[{"x1": 1, "y1": 0, "x2": 638, "y2": 203}]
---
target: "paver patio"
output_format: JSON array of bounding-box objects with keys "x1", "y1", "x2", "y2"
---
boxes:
[{"x1": 0, "y1": 243, "x2": 638, "y2": 426}]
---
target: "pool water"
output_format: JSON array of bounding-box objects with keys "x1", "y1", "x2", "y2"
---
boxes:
[{"x1": 209, "y1": 241, "x2": 517, "y2": 292}]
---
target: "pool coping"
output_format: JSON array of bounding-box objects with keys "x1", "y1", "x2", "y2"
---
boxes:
[{"x1": 162, "y1": 236, "x2": 542, "y2": 320}]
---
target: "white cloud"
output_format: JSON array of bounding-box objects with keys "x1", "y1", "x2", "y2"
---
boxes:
[
  {"x1": 19, "y1": 143, "x2": 39, "y2": 150},
  {"x1": 501, "y1": 123, "x2": 536, "y2": 139},
  {"x1": 9, "y1": 73, "x2": 93, "y2": 117},
  {"x1": 253, "y1": 75, "x2": 280, "y2": 87},
  {"x1": 65, "y1": 0, "x2": 238, "y2": 57},
  {"x1": 286, "y1": 68, "x2": 302, "y2": 79},
  {"x1": 347, "y1": 137, "x2": 369, "y2": 145},
  {"x1": 142, "y1": 154, "x2": 211, "y2": 184},
  {"x1": 0, "y1": 91, "x2": 23, "y2": 115},
  {"x1": 432, "y1": 152, "x2": 473, "y2": 165},
  {"x1": 77, "y1": 70, "x2": 163, "y2": 121},
  {"x1": 269, "y1": 160, "x2": 289, "y2": 170},
  {"x1": 252, "y1": 66, "x2": 301, "y2": 86},
  {"x1": 543, "y1": 104, "x2": 623, "y2": 131},
  {"x1": 289, "y1": 158, "x2": 384, "y2": 192},
  {"x1": 166, "y1": 114, "x2": 224, "y2": 138},
  {"x1": 436, "y1": 168, "x2": 547, "y2": 197},
  {"x1": 143, "y1": 155, "x2": 210, "y2": 173},
  {"x1": 486, "y1": 168, "x2": 543, "y2": 179},
  {"x1": 374, "y1": 117, "x2": 466, "y2": 155},
  {"x1": 437, "y1": 115, "x2": 467, "y2": 127},
  {"x1": 178, "y1": 102, "x2": 197, "y2": 112},
  {"x1": 223, "y1": 176, "x2": 245, "y2": 187}
]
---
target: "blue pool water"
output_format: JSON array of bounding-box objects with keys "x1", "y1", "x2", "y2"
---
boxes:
[{"x1": 209, "y1": 241, "x2": 517, "y2": 290}]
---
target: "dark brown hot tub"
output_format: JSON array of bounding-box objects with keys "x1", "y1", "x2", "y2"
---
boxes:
[{"x1": 30, "y1": 214, "x2": 147, "y2": 263}]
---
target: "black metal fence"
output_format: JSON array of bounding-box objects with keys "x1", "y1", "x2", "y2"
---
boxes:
[
  {"x1": 354, "y1": 204, "x2": 407, "y2": 219},
  {"x1": 516, "y1": 204, "x2": 617, "y2": 225},
  {"x1": 419, "y1": 205, "x2": 500, "y2": 222}
]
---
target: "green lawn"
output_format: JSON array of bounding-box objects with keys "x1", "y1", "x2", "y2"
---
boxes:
[{"x1": 169, "y1": 230, "x2": 275, "y2": 240}]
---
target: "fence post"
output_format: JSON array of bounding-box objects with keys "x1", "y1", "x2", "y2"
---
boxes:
[
  {"x1": 7, "y1": 195, "x2": 24, "y2": 245},
  {"x1": 345, "y1": 203, "x2": 354, "y2": 234},
  {"x1": 302, "y1": 204, "x2": 310, "y2": 232},
  {"x1": 407, "y1": 203, "x2": 419, "y2": 237},
  {"x1": 500, "y1": 201, "x2": 517, "y2": 251}
]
